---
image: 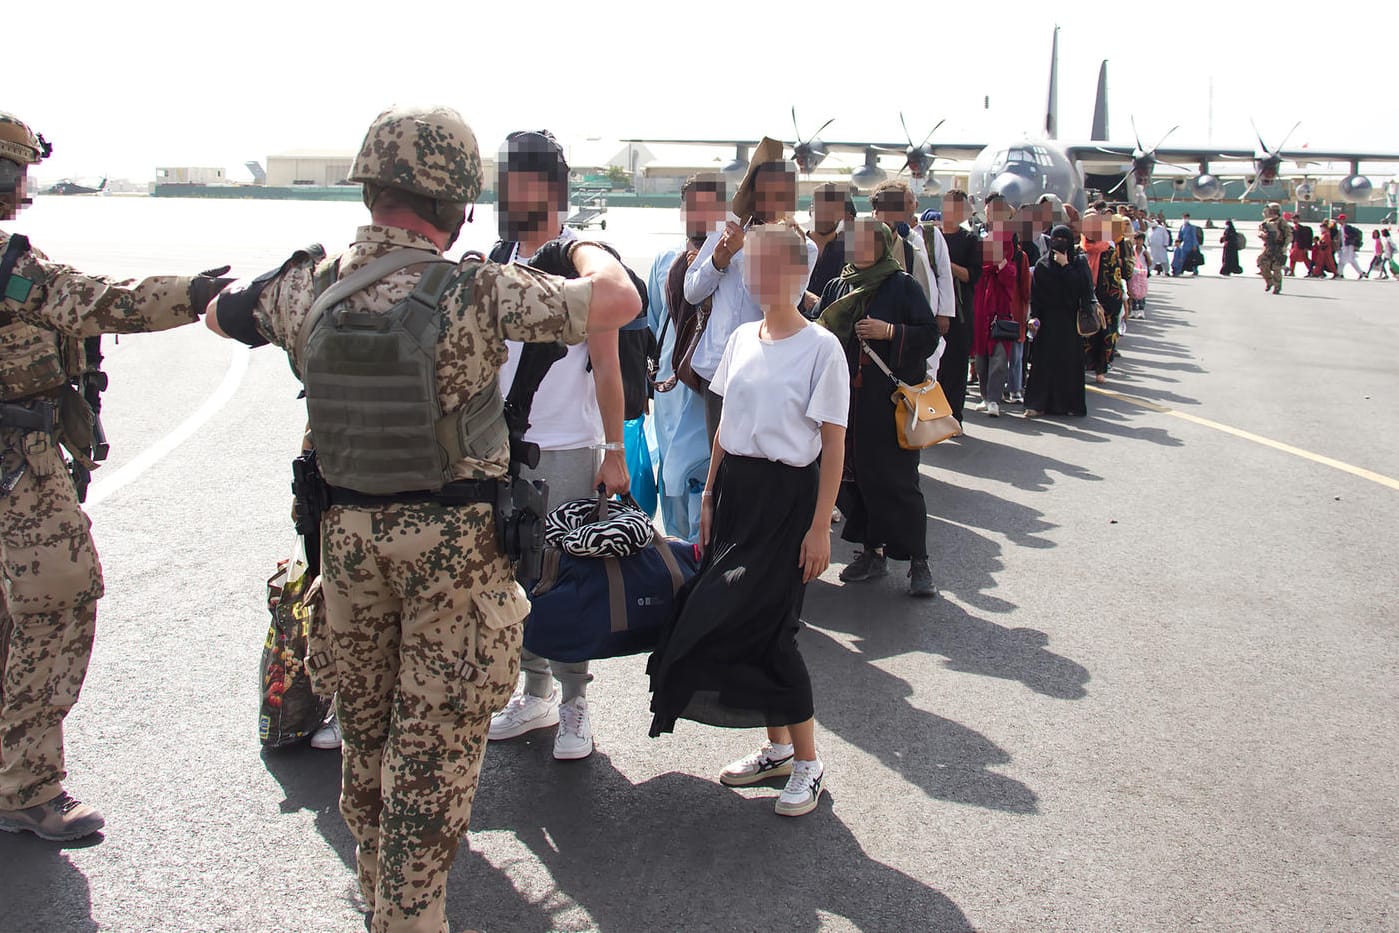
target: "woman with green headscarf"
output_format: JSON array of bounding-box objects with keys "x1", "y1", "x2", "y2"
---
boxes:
[{"x1": 816, "y1": 218, "x2": 941, "y2": 598}]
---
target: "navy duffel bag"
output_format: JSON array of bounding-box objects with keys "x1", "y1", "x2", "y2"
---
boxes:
[{"x1": 523, "y1": 531, "x2": 701, "y2": 663}]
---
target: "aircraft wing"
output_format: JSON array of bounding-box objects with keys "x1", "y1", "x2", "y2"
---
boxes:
[
  {"x1": 1067, "y1": 142, "x2": 1399, "y2": 165},
  {"x1": 621, "y1": 137, "x2": 988, "y2": 162},
  {"x1": 620, "y1": 138, "x2": 763, "y2": 147}
]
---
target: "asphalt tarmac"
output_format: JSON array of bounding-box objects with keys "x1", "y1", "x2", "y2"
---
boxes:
[{"x1": 1, "y1": 247, "x2": 1396, "y2": 932}]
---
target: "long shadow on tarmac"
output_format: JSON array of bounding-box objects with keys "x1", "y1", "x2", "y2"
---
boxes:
[
  {"x1": 457, "y1": 750, "x2": 972, "y2": 933},
  {"x1": 0, "y1": 833, "x2": 99, "y2": 933}
]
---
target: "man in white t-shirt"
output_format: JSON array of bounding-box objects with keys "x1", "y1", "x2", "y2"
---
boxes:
[
  {"x1": 683, "y1": 150, "x2": 817, "y2": 445},
  {"x1": 486, "y1": 131, "x2": 630, "y2": 761}
]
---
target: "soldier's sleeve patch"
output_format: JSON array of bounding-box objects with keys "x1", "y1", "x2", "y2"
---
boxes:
[{"x1": 3, "y1": 273, "x2": 32, "y2": 303}]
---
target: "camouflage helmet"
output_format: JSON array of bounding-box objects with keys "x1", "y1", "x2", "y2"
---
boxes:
[
  {"x1": 0, "y1": 111, "x2": 50, "y2": 166},
  {"x1": 349, "y1": 106, "x2": 481, "y2": 203}
]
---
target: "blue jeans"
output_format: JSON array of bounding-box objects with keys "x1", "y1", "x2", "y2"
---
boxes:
[{"x1": 1008, "y1": 342, "x2": 1025, "y2": 395}]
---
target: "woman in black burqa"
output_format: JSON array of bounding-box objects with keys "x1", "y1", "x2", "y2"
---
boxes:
[
  {"x1": 1024, "y1": 225, "x2": 1092, "y2": 418},
  {"x1": 1219, "y1": 220, "x2": 1243, "y2": 275}
]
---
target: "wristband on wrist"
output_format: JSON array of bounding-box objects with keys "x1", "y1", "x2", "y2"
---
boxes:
[{"x1": 593, "y1": 441, "x2": 625, "y2": 452}]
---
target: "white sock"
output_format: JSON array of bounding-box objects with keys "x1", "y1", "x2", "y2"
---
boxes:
[
  {"x1": 793, "y1": 758, "x2": 822, "y2": 773},
  {"x1": 765, "y1": 742, "x2": 794, "y2": 760}
]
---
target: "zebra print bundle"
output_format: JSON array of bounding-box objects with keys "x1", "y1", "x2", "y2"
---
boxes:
[{"x1": 545, "y1": 496, "x2": 654, "y2": 559}]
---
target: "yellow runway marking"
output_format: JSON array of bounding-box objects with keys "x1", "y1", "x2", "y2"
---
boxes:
[{"x1": 1086, "y1": 385, "x2": 1399, "y2": 492}]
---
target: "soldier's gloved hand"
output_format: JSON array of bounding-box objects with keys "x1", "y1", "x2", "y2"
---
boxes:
[
  {"x1": 525, "y1": 239, "x2": 578, "y2": 277},
  {"x1": 188, "y1": 265, "x2": 234, "y2": 315}
]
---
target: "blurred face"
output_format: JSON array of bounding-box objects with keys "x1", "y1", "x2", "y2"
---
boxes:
[
  {"x1": 942, "y1": 195, "x2": 967, "y2": 229},
  {"x1": 848, "y1": 219, "x2": 887, "y2": 268},
  {"x1": 0, "y1": 163, "x2": 26, "y2": 221},
  {"x1": 752, "y1": 168, "x2": 797, "y2": 223},
  {"x1": 1082, "y1": 214, "x2": 1104, "y2": 242},
  {"x1": 987, "y1": 229, "x2": 1013, "y2": 263},
  {"x1": 743, "y1": 228, "x2": 809, "y2": 308},
  {"x1": 986, "y1": 198, "x2": 1013, "y2": 229},
  {"x1": 811, "y1": 194, "x2": 844, "y2": 235},
  {"x1": 499, "y1": 170, "x2": 559, "y2": 240},
  {"x1": 683, "y1": 187, "x2": 726, "y2": 238}
]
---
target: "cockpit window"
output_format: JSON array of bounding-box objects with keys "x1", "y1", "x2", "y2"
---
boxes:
[{"x1": 990, "y1": 150, "x2": 1008, "y2": 172}]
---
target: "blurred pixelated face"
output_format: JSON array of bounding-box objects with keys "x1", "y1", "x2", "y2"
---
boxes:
[
  {"x1": 987, "y1": 229, "x2": 1013, "y2": 263},
  {"x1": 1083, "y1": 214, "x2": 1106, "y2": 242},
  {"x1": 0, "y1": 164, "x2": 26, "y2": 221},
  {"x1": 872, "y1": 191, "x2": 912, "y2": 229},
  {"x1": 942, "y1": 195, "x2": 967, "y2": 227},
  {"x1": 850, "y1": 219, "x2": 885, "y2": 268},
  {"x1": 985, "y1": 198, "x2": 1013, "y2": 229},
  {"x1": 811, "y1": 194, "x2": 844, "y2": 234},
  {"x1": 752, "y1": 168, "x2": 797, "y2": 223},
  {"x1": 499, "y1": 170, "x2": 559, "y2": 240},
  {"x1": 743, "y1": 227, "x2": 808, "y2": 307},
  {"x1": 684, "y1": 187, "x2": 727, "y2": 238}
]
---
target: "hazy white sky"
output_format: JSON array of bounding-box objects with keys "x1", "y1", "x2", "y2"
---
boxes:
[{"x1": 12, "y1": 0, "x2": 1398, "y2": 182}]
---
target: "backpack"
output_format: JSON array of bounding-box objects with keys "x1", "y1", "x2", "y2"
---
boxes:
[
  {"x1": 494, "y1": 237, "x2": 654, "y2": 420},
  {"x1": 1344, "y1": 225, "x2": 1363, "y2": 249}
]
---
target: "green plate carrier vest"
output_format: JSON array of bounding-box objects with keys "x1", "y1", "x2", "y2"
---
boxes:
[{"x1": 298, "y1": 248, "x2": 508, "y2": 496}]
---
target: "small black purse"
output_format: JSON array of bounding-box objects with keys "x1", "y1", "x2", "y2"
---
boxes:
[{"x1": 989, "y1": 318, "x2": 1021, "y2": 341}]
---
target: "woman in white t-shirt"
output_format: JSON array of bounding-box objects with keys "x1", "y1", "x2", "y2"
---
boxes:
[{"x1": 648, "y1": 224, "x2": 849, "y2": 818}]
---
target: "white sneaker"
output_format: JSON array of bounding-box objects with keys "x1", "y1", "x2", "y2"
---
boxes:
[
  {"x1": 987, "y1": 401, "x2": 1000, "y2": 418},
  {"x1": 972, "y1": 400, "x2": 989, "y2": 412},
  {"x1": 719, "y1": 742, "x2": 795, "y2": 787},
  {"x1": 776, "y1": 761, "x2": 825, "y2": 817},
  {"x1": 553, "y1": 696, "x2": 594, "y2": 760},
  {"x1": 310, "y1": 714, "x2": 342, "y2": 750},
  {"x1": 488, "y1": 689, "x2": 560, "y2": 741}
]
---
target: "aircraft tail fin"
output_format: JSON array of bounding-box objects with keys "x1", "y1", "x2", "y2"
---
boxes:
[
  {"x1": 1091, "y1": 61, "x2": 1110, "y2": 141},
  {"x1": 1044, "y1": 26, "x2": 1059, "y2": 139},
  {"x1": 97, "y1": 177, "x2": 107, "y2": 192},
  {"x1": 245, "y1": 161, "x2": 267, "y2": 185}
]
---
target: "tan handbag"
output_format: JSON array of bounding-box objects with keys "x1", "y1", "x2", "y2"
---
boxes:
[{"x1": 859, "y1": 340, "x2": 962, "y2": 449}]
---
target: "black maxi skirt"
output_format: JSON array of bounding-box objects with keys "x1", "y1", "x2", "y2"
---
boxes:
[{"x1": 647, "y1": 455, "x2": 817, "y2": 736}]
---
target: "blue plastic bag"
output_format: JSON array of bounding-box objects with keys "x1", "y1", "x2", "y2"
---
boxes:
[{"x1": 624, "y1": 416, "x2": 658, "y2": 516}]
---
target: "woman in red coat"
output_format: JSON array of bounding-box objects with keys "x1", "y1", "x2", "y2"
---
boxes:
[
  {"x1": 1310, "y1": 220, "x2": 1338, "y2": 278},
  {"x1": 972, "y1": 229, "x2": 1025, "y2": 418}
]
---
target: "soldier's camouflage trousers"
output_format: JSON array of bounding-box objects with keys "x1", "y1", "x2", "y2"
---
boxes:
[
  {"x1": 1258, "y1": 252, "x2": 1285, "y2": 289},
  {"x1": 0, "y1": 429, "x2": 104, "y2": 811},
  {"x1": 317, "y1": 500, "x2": 526, "y2": 933}
]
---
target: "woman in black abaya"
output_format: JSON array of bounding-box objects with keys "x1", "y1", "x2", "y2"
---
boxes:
[
  {"x1": 1220, "y1": 220, "x2": 1243, "y2": 275},
  {"x1": 1024, "y1": 225, "x2": 1091, "y2": 418}
]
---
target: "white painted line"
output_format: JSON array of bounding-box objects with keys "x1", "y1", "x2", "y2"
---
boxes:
[
  {"x1": 86, "y1": 344, "x2": 251, "y2": 507},
  {"x1": 1087, "y1": 385, "x2": 1399, "y2": 492}
]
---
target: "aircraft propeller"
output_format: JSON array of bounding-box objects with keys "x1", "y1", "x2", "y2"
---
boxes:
[
  {"x1": 1241, "y1": 119, "x2": 1301, "y2": 194},
  {"x1": 1104, "y1": 117, "x2": 1183, "y2": 195},
  {"x1": 790, "y1": 107, "x2": 834, "y2": 174},
  {"x1": 894, "y1": 112, "x2": 946, "y2": 178}
]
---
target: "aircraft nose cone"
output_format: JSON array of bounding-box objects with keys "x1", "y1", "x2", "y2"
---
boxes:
[{"x1": 990, "y1": 173, "x2": 1028, "y2": 209}]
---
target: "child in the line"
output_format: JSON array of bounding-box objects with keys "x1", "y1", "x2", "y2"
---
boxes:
[{"x1": 1128, "y1": 232, "x2": 1150, "y2": 318}]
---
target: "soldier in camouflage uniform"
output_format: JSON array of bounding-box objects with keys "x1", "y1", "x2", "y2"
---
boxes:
[
  {"x1": 0, "y1": 111, "x2": 229, "y2": 840},
  {"x1": 207, "y1": 105, "x2": 640, "y2": 933},
  {"x1": 1257, "y1": 202, "x2": 1291, "y2": 295}
]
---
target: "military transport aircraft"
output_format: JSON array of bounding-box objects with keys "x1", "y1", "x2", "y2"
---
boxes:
[{"x1": 624, "y1": 28, "x2": 1399, "y2": 213}]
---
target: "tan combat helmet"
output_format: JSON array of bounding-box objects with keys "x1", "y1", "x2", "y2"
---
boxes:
[
  {"x1": 0, "y1": 111, "x2": 50, "y2": 166},
  {"x1": 348, "y1": 106, "x2": 481, "y2": 204}
]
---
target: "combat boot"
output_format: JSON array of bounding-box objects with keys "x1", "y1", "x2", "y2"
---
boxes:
[{"x1": 0, "y1": 792, "x2": 105, "y2": 841}]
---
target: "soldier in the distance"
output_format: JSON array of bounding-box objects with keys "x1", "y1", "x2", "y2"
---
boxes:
[
  {"x1": 1257, "y1": 202, "x2": 1291, "y2": 295},
  {"x1": 207, "y1": 105, "x2": 640, "y2": 933},
  {"x1": 0, "y1": 111, "x2": 229, "y2": 841}
]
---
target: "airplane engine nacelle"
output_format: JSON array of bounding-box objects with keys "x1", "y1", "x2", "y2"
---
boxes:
[
  {"x1": 1192, "y1": 174, "x2": 1223, "y2": 200},
  {"x1": 851, "y1": 165, "x2": 888, "y2": 192},
  {"x1": 1171, "y1": 178, "x2": 1188, "y2": 194},
  {"x1": 1339, "y1": 174, "x2": 1375, "y2": 202},
  {"x1": 914, "y1": 176, "x2": 942, "y2": 197},
  {"x1": 1293, "y1": 181, "x2": 1316, "y2": 203}
]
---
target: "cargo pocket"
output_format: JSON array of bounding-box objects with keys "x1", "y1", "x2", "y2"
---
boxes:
[
  {"x1": 462, "y1": 586, "x2": 528, "y2": 715},
  {"x1": 302, "y1": 578, "x2": 340, "y2": 698}
]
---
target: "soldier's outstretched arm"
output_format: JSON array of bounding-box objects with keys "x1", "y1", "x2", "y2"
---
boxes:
[
  {"x1": 570, "y1": 243, "x2": 642, "y2": 331},
  {"x1": 4, "y1": 247, "x2": 229, "y2": 337}
]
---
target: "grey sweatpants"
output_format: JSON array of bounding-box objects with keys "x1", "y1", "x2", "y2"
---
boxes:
[
  {"x1": 517, "y1": 446, "x2": 598, "y2": 702},
  {"x1": 976, "y1": 343, "x2": 1010, "y2": 408}
]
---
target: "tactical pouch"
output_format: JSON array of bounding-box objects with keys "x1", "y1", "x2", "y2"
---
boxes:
[
  {"x1": 0, "y1": 322, "x2": 65, "y2": 400},
  {"x1": 55, "y1": 383, "x2": 96, "y2": 467}
]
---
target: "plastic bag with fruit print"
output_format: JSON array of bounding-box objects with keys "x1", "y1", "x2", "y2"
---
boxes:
[{"x1": 258, "y1": 535, "x2": 332, "y2": 747}]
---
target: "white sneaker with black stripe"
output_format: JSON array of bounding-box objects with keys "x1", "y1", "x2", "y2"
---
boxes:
[
  {"x1": 719, "y1": 742, "x2": 794, "y2": 787},
  {"x1": 775, "y1": 760, "x2": 825, "y2": 817}
]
